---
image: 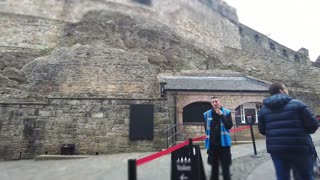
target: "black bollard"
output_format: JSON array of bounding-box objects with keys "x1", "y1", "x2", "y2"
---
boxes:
[
  {"x1": 249, "y1": 124, "x2": 261, "y2": 158},
  {"x1": 128, "y1": 159, "x2": 137, "y2": 180},
  {"x1": 249, "y1": 124, "x2": 257, "y2": 155},
  {"x1": 245, "y1": 114, "x2": 261, "y2": 158}
]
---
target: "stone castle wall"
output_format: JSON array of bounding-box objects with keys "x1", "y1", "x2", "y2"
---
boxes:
[
  {"x1": 151, "y1": 0, "x2": 241, "y2": 51},
  {"x1": 0, "y1": 0, "x2": 312, "y2": 64},
  {"x1": 239, "y1": 24, "x2": 310, "y2": 64},
  {"x1": 0, "y1": 13, "x2": 65, "y2": 50},
  {"x1": 0, "y1": 0, "x2": 241, "y2": 52},
  {"x1": 0, "y1": 0, "x2": 238, "y2": 22},
  {"x1": 0, "y1": 97, "x2": 175, "y2": 160},
  {"x1": 20, "y1": 44, "x2": 160, "y2": 98},
  {"x1": 0, "y1": 0, "x2": 241, "y2": 99}
]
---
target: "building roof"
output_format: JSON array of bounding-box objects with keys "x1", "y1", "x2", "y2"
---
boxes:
[{"x1": 159, "y1": 76, "x2": 271, "y2": 92}]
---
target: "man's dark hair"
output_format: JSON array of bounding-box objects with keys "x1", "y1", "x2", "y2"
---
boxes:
[{"x1": 269, "y1": 83, "x2": 284, "y2": 95}]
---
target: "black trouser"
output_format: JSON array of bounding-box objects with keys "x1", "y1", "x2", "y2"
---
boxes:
[{"x1": 208, "y1": 145, "x2": 231, "y2": 180}]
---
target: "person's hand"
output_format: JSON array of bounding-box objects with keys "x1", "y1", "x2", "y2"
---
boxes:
[{"x1": 214, "y1": 108, "x2": 223, "y2": 116}]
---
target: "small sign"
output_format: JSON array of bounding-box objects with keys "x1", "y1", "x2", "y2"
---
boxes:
[
  {"x1": 171, "y1": 144, "x2": 206, "y2": 180},
  {"x1": 244, "y1": 109, "x2": 256, "y2": 125}
]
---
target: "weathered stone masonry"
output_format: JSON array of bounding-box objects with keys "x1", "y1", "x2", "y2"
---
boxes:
[{"x1": 0, "y1": 97, "x2": 175, "y2": 160}]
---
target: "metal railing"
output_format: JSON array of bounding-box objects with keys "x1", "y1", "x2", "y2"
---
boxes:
[{"x1": 163, "y1": 122, "x2": 206, "y2": 148}]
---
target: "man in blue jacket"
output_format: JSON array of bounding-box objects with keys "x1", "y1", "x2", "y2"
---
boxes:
[
  {"x1": 258, "y1": 82, "x2": 318, "y2": 180},
  {"x1": 204, "y1": 96, "x2": 233, "y2": 180}
]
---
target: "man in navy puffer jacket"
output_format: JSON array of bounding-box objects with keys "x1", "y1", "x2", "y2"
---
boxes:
[{"x1": 258, "y1": 82, "x2": 318, "y2": 180}]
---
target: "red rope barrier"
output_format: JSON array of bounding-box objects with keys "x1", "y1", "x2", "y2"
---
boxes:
[
  {"x1": 136, "y1": 140, "x2": 188, "y2": 166},
  {"x1": 230, "y1": 125, "x2": 250, "y2": 132},
  {"x1": 136, "y1": 125, "x2": 251, "y2": 166},
  {"x1": 192, "y1": 135, "x2": 205, "y2": 141}
]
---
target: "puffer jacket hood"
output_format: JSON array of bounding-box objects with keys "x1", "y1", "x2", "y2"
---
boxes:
[{"x1": 263, "y1": 93, "x2": 292, "y2": 109}]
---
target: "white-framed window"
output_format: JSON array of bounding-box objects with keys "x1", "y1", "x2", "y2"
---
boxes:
[
  {"x1": 256, "y1": 104, "x2": 262, "y2": 122},
  {"x1": 235, "y1": 103, "x2": 262, "y2": 125}
]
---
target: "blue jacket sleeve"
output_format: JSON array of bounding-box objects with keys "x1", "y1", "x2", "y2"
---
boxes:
[{"x1": 301, "y1": 106, "x2": 318, "y2": 134}]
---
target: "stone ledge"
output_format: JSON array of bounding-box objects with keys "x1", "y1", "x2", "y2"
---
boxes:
[{"x1": 35, "y1": 155, "x2": 89, "y2": 161}]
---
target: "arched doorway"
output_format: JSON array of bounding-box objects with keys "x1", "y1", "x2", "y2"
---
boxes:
[
  {"x1": 180, "y1": 102, "x2": 212, "y2": 141},
  {"x1": 183, "y1": 102, "x2": 212, "y2": 123}
]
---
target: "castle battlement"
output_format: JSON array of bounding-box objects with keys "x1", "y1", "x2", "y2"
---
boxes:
[{"x1": 239, "y1": 23, "x2": 310, "y2": 63}]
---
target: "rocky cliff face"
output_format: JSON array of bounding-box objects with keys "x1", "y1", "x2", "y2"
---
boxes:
[
  {"x1": 0, "y1": 0, "x2": 243, "y2": 102},
  {"x1": 7, "y1": 10, "x2": 229, "y2": 99},
  {"x1": 1, "y1": 9, "x2": 319, "y2": 102}
]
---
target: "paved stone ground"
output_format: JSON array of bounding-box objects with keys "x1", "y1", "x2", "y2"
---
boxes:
[
  {"x1": 228, "y1": 150, "x2": 270, "y2": 180},
  {"x1": 0, "y1": 141, "x2": 266, "y2": 180},
  {"x1": 0, "y1": 131, "x2": 319, "y2": 180},
  {"x1": 229, "y1": 134, "x2": 320, "y2": 180}
]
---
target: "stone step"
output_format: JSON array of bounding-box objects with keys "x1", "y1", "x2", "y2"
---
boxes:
[{"x1": 35, "y1": 155, "x2": 89, "y2": 161}]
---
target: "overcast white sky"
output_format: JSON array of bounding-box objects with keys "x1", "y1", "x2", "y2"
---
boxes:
[{"x1": 224, "y1": 0, "x2": 320, "y2": 62}]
